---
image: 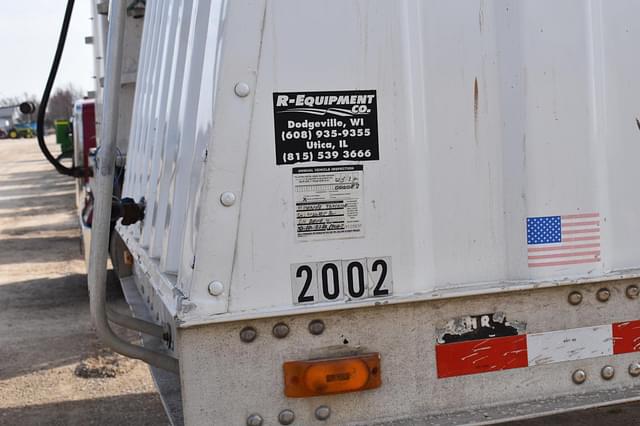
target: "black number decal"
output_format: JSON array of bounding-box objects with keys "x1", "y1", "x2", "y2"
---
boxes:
[
  {"x1": 321, "y1": 263, "x2": 340, "y2": 300},
  {"x1": 346, "y1": 261, "x2": 365, "y2": 298},
  {"x1": 372, "y1": 259, "x2": 389, "y2": 296},
  {"x1": 296, "y1": 265, "x2": 314, "y2": 303}
]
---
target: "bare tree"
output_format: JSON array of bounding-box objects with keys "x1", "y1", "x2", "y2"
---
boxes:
[
  {"x1": 0, "y1": 96, "x2": 21, "y2": 107},
  {"x1": 47, "y1": 84, "x2": 84, "y2": 122},
  {"x1": 0, "y1": 85, "x2": 83, "y2": 127}
]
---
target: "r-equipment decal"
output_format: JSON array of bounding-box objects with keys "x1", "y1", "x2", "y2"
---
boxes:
[
  {"x1": 273, "y1": 90, "x2": 379, "y2": 165},
  {"x1": 293, "y1": 165, "x2": 364, "y2": 241}
]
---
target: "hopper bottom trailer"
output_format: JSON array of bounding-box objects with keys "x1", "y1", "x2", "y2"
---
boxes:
[{"x1": 36, "y1": 0, "x2": 640, "y2": 425}]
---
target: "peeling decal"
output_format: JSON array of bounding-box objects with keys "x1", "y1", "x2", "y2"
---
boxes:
[
  {"x1": 436, "y1": 312, "x2": 527, "y2": 344},
  {"x1": 435, "y1": 319, "x2": 640, "y2": 379}
]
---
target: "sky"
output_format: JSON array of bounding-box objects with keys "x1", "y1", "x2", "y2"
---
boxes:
[{"x1": 0, "y1": 1, "x2": 94, "y2": 100}]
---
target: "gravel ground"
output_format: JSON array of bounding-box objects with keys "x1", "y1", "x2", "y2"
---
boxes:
[{"x1": 0, "y1": 137, "x2": 168, "y2": 425}]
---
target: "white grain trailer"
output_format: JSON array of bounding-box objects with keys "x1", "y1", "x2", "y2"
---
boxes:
[{"x1": 85, "y1": 1, "x2": 640, "y2": 425}]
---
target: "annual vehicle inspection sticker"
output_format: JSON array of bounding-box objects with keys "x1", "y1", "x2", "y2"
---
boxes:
[
  {"x1": 293, "y1": 165, "x2": 364, "y2": 241},
  {"x1": 273, "y1": 90, "x2": 379, "y2": 165}
]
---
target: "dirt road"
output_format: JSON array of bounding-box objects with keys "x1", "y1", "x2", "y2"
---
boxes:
[{"x1": 0, "y1": 137, "x2": 168, "y2": 425}]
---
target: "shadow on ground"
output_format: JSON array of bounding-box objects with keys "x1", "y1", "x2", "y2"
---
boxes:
[
  {"x1": 0, "y1": 393, "x2": 169, "y2": 426},
  {"x1": 0, "y1": 236, "x2": 81, "y2": 265},
  {"x1": 505, "y1": 403, "x2": 640, "y2": 425},
  {"x1": 0, "y1": 138, "x2": 168, "y2": 425},
  {"x1": 0, "y1": 271, "x2": 131, "y2": 382},
  {"x1": 1, "y1": 222, "x2": 78, "y2": 236},
  {"x1": 0, "y1": 182, "x2": 73, "y2": 198},
  {"x1": 0, "y1": 205, "x2": 75, "y2": 219}
]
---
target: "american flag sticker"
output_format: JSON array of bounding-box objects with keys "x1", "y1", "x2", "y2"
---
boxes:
[{"x1": 526, "y1": 213, "x2": 601, "y2": 268}]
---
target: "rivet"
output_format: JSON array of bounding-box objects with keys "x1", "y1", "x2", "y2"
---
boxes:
[
  {"x1": 596, "y1": 288, "x2": 610, "y2": 302},
  {"x1": 308, "y1": 319, "x2": 325, "y2": 335},
  {"x1": 278, "y1": 409, "x2": 295, "y2": 425},
  {"x1": 629, "y1": 362, "x2": 640, "y2": 377},
  {"x1": 626, "y1": 285, "x2": 639, "y2": 299},
  {"x1": 601, "y1": 365, "x2": 615, "y2": 380},
  {"x1": 220, "y1": 192, "x2": 236, "y2": 207},
  {"x1": 207, "y1": 281, "x2": 224, "y2": 296},
  {"x1": 240, "y1": 326, "x2": 257, "y2": 343},
  {"x1": 568, "y1": 291, "x2": 583, "y2": 306},
  {"x1": 234, "y1": 82, "x2": 251, "y2": 97},
  {"x1": 572, "y1": 369, "x2": 587, "y2": 384},
  {"x1": 272, "y1": 322, "x2": 290, "y2": 339},
  {"x1": 315, "y1": 405, "x2": 331, "y2": 421},
  {"x1": 246, "y1": 414, "x2": 263, "y2": 426}
]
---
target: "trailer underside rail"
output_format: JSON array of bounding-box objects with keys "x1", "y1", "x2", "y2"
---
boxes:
[
  {"x1": 119, "y1": 276, "x2": 184, "y2": 426},
  {"x1": 369, "y1": 385, "x2": 640, "y2": 425}
]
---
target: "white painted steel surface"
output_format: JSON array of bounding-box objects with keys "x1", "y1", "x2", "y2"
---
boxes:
[
  {"x1": 89, "y1": 1, "x2": 142, "y2": 152},
  {"x1": 119, "y1": 0, "x2": 640, "y2": 326},
  {"x1": 89, "y1": 0, "x2": 107, "y2": 134},
  {"x1": 72, "y1": 100, "x2": 89, "y2": 183},
  {"x1": 527, "y1": 325, "x2": 613, "y2": 366}
]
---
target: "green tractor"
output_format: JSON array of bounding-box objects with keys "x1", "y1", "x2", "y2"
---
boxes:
[
  {"x1": 0, "y1": 122, "x2": 35, "y2": 139},
  {"x1": 14, "y1": 123, "x2": 36, "y2": 138},
  {"x1": 0, "y1": 104, "x2": 37, "y2": 139}
]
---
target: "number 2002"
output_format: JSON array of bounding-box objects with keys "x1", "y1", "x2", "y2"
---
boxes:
[{"x1": 291, "y1": 257, "x2": 393, "y2": 305}]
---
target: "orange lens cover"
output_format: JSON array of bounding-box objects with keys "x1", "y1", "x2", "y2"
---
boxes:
[{"x1": 283, "y1": 353, "x2": 381, "y2": 397}]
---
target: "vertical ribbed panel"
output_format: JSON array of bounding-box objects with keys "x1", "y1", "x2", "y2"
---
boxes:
[
  {"x1": 123, "y1": 0, "x2": 216, "y2": 286},
  {"x1": 126, "y1": 0, "x2": 161, "y2": 203},
  {"x1": 123, "y1": 0, "x2": 160, "y2": 240},
  {"x1": 176, "y1": 0, "x2": 226, "y2": 295},
  {"x1": 149, "y1": 0, "x2": 194, "y2": 266},
  {"x1": 139, "y1": 1, "x2": 179, "y2": 248},
  {"x1": 160, "y1": 0, "x2": 212, "y2": 275}
]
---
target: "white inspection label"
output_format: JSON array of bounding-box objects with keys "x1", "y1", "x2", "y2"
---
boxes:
[{"x1": 292, "y1": 165, "x2": 364, "y2": 241}]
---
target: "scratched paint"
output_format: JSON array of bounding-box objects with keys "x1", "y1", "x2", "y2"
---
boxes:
[
  {"x1": 437, "y1": 320, "x2": 640, "y2": 379},
  {"x1": 526, "y1": 325, "x2": 612, "y2": 366},
  {"x1": 612, "y1": 320, "x2": 640, "y2": 354},
  {"x1": 436, "y1": 335, "x2": 528, "y2": 378}
]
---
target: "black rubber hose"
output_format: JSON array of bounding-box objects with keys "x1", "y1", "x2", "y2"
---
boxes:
[{"x1": 37, "y1": 0, "x2": 85, "y2": 178}]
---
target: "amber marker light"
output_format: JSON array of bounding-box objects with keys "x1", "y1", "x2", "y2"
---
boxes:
[{"x1": 283, "y1": 353, "x2": 381, "y2": 397}]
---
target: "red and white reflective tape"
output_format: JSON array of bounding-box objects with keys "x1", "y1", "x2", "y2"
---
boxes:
[{"x1": 436, "y1": 320, "x2": 640, "y2": 378}]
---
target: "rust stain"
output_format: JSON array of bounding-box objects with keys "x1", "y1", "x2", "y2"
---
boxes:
[
  {"x1": 474, "y1": 78, "x2": 479, "y2": 117},
  {"x1": 473, "y1": 78, "x2": 479, "y2": 144}
]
